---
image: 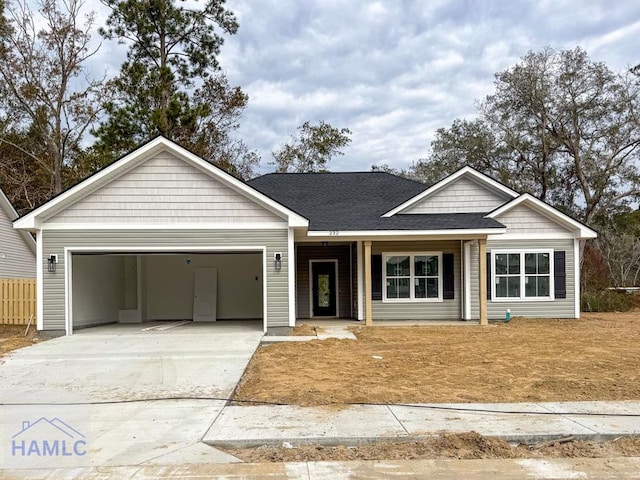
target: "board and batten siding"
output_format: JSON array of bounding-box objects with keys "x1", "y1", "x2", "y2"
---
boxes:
[
  {"x1": 469, "y1": 238, "x2": 575, "y2": 319},
  {"x1": 45, "y1": 152, "x2": 285, "y2": 224},
  {"x1": 371, "y1": 240, "x2": 462, "y2": 320},
  {"x1": 296, "y1": 244, "x2": 352, "y2": 319},
  {"x1": 0, "y1": 203, "x2": 35, "y2": 279},
  {"x1": 403, "y1": 176, "x2": 510, "y2": 214},
  {"x1": 41, "y1": 229, "x2": 289, "y2": 331}
]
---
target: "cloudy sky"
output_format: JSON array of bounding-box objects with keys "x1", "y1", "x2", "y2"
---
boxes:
[{"x1": 93, "y1": 0, "x2": 640, "y2": 174}]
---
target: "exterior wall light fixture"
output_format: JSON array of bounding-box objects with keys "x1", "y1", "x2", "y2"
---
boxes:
[{"x1": 48, "y1": 254, "x2": 58, "y2": 273}]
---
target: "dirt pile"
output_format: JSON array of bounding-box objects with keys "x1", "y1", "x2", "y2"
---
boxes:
[{"x1": 0, "y1": 324, "x2": 42, "y2": 357}]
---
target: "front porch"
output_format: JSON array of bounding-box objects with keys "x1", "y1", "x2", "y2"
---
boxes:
[{"x1": 293, "y1": 239, "x2": 488, "y2": 325}]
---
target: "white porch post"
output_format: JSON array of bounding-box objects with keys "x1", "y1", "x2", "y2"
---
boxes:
[
  {"x1": 357, "y1": 240, "x2": 364, "y2": 320},
  {"x1": 463, "y1": 241, "x2": 472, "y2": 320},
  {"x1": 574, "y1": 238, "x2": 581, "y2": 319},
  {"x1": 478, "y1": 238, "x2": 488, "y2": 325},
  {"x1": 364, "y1": 240, "x2": 373, "y2": 326}
]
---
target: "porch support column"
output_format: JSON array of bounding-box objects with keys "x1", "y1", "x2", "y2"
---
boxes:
[
  {"x1": 364, "y1": 240, "x2": 373, "y2": 326},
  {"x1": 478, "y1": 238, "x2": 488, "y2": 326},
  {"x1": 356, "y1": 241, "x2": 364, "y2": 320}
]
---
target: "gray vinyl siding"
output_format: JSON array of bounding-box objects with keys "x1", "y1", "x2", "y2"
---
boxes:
[
  {"x1": 46, "y1": 152, "x2": 284, "y2": 225},
  {"x1": 493, "y1": 204, "x2": 570, "y2": 234},
  {"x1": 371, "y1": 241, "x2": 462, "y2": 320},
  {"x1": 0, "y1": 202, "x2": 35, "y2": 278},
  {"x1": 41, "y1": 229, "x2": 289, "y2": 330},
  {"x1": 469, "y1": 239, "x2": 575, "y2": 319},
  {"x1": 296, "y1": 244, "x2": 353, "y2": 319},
  {"x1": 403, "y1": 176, "x2": 510, "y2": 214}
]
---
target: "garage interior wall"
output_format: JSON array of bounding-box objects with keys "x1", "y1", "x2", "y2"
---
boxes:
[
  {"x1": 71, "y1": 252, "x2": 263, "y2": 327},
  {"x1": 72, "y1": 254, "x2": 125, "y2": 328},
  {"x1": 143, "y1": 253, "x2": 263, "y2": 320}
]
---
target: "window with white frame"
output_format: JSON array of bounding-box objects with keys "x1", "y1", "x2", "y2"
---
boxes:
[
  {"x1": 493, "y1": 250, "x2": 553, "y2": 300},
  {"x1": 384, "y1": 253, "x2": 442, "y2": 301}
]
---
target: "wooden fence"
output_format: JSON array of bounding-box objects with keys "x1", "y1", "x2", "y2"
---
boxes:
[{"x1": 0, "y1": 278, "x2": 36, "y2": 325}]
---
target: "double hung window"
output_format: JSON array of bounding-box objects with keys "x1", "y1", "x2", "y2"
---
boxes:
[
  {"x1": 493, "y1": 250, "x2": 553, "y2": 300},
  {"x1": 384, "y1": 253, "x2": 442, "y2": 301}
]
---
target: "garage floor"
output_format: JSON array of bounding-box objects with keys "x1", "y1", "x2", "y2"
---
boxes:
[{"x1": 0, "y1": 321, "x2": 263, "y2": 468}]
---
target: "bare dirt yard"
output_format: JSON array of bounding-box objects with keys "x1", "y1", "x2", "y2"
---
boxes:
[
  {"x1": 0, "y1": 324, "x2": 42, "y2": 357},
  {"x1": 233, "y1": 312, "x2": 640, "y2": 406},
  {"x1": 291, "y1": 324, "x2": 321, "y2": 336},
  {"x1": 225, "y1": 432, "x2": 640, "y2": 463}
]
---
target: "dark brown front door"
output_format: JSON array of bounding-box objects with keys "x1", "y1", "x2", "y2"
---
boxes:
[{"x1": 311, "y1": 262, "x2": 337, "y2": 317}]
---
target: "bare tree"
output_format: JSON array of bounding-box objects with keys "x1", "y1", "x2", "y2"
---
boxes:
[
  {"x1": 416, "y1": 47, "x2": 640, "y2": 224},
  {"x1": 273, "y1": 121, "x2": 352, "y2": 173},
  {"x1": 0, "y1": 0, "x2": 106, "y2": 198},
  {"x1": 598, "y1": 233, "x2": 640, "y2": 287}
]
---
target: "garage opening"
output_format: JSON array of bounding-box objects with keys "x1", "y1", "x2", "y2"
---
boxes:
[{"x1": 70, "y1": 252, "x2": 264, "y2": 332}]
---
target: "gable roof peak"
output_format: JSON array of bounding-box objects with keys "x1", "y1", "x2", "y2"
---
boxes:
[
  {"x1": 14, "y1": 136, "x2": 308, "y2": 230},
  {"x1": 486, "y1": 193, "x2": 597, "y2": 239},
  {"x1": 382, "y1": 166, "x2": 518, "y2": 217}
]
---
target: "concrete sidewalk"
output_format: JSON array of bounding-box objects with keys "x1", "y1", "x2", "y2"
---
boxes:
[
  {"x1": 204, "y1": 401, "x2": 640, "y2": 447},
  {"x1": 4, "y1": 456, "x2": 640, "y2": 479}
]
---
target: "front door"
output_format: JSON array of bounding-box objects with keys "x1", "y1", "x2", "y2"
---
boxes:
[{"x1": 311, "y1": 261, "x2": 337, "y2": 317}]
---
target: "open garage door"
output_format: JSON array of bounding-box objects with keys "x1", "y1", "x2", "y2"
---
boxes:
[{"x1": 70, "y1": 251, "x2": 264, "y2": 332}]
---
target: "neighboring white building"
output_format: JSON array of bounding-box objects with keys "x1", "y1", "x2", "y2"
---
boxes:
[{"x1": 0, "y1": 188, "x2": 36, "y2": 279}]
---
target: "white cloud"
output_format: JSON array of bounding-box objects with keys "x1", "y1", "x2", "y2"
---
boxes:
[{"x1": 82, "y1": 0, "x2": 640, "y2": 174}]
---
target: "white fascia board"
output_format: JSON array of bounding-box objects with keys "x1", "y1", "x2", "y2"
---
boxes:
[
  {"x1": 13, "y1": 136, "x2": 309, "y2": 230},
  {"x1": 66, "y1": 245, "x2": 266, "y2": 253},
  {"x1": 306, "y1": 228, "x2": 506, "y2": 237},
  {"x1": 486, "y1": 194, "x2": 597, "y2": 239},
  {"x1": 41, "y1": 222, "x2": 289, "y2": 231},
  {"x1": 1, "y1": 188, "x2": 36, "y2": 252},
  {"x1": 382, "y1": 167, "x2": 518, "y2": 218}
]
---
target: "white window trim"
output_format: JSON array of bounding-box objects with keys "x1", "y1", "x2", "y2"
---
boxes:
[
  {"x1": 382, "y1": 252, "x2": 443, "y2": 303},
  {"x1": 491, "y1": 249, "x2": 555, "y2": 302}
]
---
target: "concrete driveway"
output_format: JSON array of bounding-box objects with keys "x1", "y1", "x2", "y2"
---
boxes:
[{"x1": 0, "y1": 321, "x2": 263, "y2": 469}]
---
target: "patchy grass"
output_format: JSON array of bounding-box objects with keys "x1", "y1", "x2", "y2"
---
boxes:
[{"x1": 233, "y1": 312, "x2": 640, "y2": 406}]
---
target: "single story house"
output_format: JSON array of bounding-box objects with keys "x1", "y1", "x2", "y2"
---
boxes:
[
  {"x1": 14, "y1": 137, "x2": 597, "y2": 335},
  {"x1": 0, "y1": 187, "x2": 36, "y2": 279}
]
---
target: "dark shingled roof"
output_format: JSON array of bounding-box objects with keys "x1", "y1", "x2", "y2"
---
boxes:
[{"x1": 248, "y1": 172, "x2": 506, "y2": 231}]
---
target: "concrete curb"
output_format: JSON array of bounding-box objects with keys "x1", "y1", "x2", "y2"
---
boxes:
[
  {"x1": 204, "y1": 432, "x2": 638, "y2": 449},
  {"x1": 261, "y1": 336, "x2": 317, "y2": 343},
  {"x1": 203, "y1": 402, "x2": 640, "y2": 449}
]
